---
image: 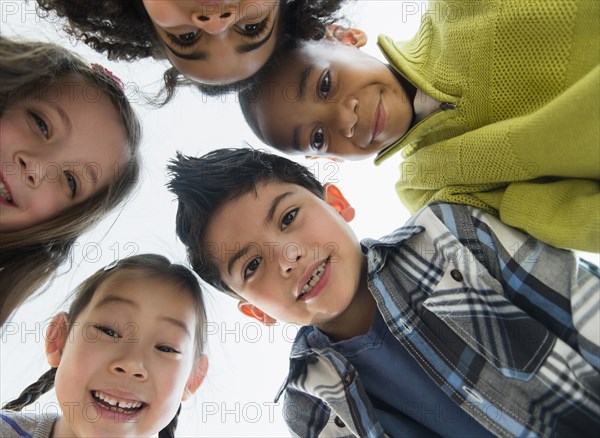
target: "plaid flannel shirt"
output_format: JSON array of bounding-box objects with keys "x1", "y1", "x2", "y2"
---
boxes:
[{"x1": 276, "y1": 203, "x2": 600, "y2": 437}]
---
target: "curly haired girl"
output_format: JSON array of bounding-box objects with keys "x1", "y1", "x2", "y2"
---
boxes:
[{"x1": 36, "y1": 0, "x2": 349, "y2": 100}]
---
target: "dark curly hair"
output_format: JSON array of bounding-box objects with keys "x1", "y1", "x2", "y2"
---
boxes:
[{"x1": 36, "y1": 0, "x2": 349, "y2": 102}]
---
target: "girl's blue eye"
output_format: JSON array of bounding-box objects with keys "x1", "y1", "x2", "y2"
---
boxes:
[
  {"x1": 64, "y1": 172, "x2": 77, "y2": 198},
  {"x1": 96, "y1": 325, "x2": 120, "y2": 338},
  {"x1": 156, "y1": 345, "x2": 180, "y2": 354},
  {"x1": 320, "y1": 72, "x2": 331, "y2": 97},
  {"x1": 311, "y1": 128, "x2": 325, "y2": 151},
  {"x1": 282, "y1": 208, "x2": 298, "y2": 229},
  {"x1": 244, "y1": 257, "x2": 262, "y2": 279},
  {"x1": 30, "y1": 112, "x2": 49, "y2": 138}
]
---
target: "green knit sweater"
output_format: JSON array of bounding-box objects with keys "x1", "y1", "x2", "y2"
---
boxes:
[{"x1": 375, "y1": 0, "x2": 599, "y2": 252}]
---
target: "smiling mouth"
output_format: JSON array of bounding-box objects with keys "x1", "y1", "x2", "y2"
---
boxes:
[
  {"x1": 91, "y1": 390, "x2": 146, "y2": 415},
  {"x1": 0, "y1": 181, "x2": 13, "y2": 203},
  {"x1": 298, "y1": 257, "x2": 329, "y2": 300}
]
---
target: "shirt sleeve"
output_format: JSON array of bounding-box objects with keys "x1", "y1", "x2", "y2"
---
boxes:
[{"x1": 427, "y1": 202, "x2": 600, "y2": 369}]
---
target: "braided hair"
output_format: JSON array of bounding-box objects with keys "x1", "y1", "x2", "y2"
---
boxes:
[
  {"x1": 2, "y1": 368, "x2": 57, "y2": 411},
  {"x1": 2, "y1": 255, "x2": 206, "y2": 438}
]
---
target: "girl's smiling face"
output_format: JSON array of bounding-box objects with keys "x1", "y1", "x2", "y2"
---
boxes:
[
  {"x1": 143, "y1": 0, "x2": 281, "y2": 84},
  {"x1": 0, "y1": 77, "x2": 128, "y2": 232},
  {"x1": 47, "y1": 270, "x2": 205, "y2": 437}
]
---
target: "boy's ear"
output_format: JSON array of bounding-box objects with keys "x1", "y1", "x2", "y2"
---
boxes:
[
  {"x1": 45, "y1": 312, "x2": 69, "y2": 368},
  {"x1": 325, "y1": 184, "x2": 355, "y2": 223},
  {"x1": 182, "y1": 354, "x2": 208, "y2": 401},
  {"x1": 237, "y1": 302, "x2": 277, "y2": 326},
  {"x1": 326, "y1": 24, "x2": 368, "y2": 48}
]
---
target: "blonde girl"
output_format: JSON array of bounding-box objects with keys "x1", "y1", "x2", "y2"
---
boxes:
[
  {"x1": 0, "y1": 36, "x2": 141, "y2": 324},
  {"x1": 1, "y1": 254, "x2": 209, "y2": 438}
]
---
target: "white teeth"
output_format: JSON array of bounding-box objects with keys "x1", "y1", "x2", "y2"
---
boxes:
[
  {"x1": 93, "y1": 390, "x2": 143, "y2": 410},
  {"x1": 0, "y1": 182, "x2": 12, "y2": 202},
  {"x1": 300, "y1": 259, "x2": 328, "y2": 297}
]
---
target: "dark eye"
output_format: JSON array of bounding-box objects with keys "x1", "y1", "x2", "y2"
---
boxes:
[
  {"x1": 64, "y1": 172, "x2": 77, "y2": 198},
  {"x1": 238, "y1": 19, "x2": 268, "y2": 37},
  {"x1": 320, "y1": 72, "x2": 331, "y2": 97},
  {"x1": 30, "y1": 112, "x2": 49, "y2": 138},
  {"x1": 282, "y1": 208, "x2": 298, "y2": 229},
  {"x1": 167, "y1": 31, "x2": 200, "y2": 48},
  {"x1": 156, "y1": 345, "x2": 180, "y2": 354},
  {"x1": 96, "y1": 325, "x2": 120, "y2": 338},
  {"x1": 244, "y1": 257, "x2": 262, "y2": 279},
  {"x1": 311, "y1": 128, "x2": 325, "y2": 151},
  {"x1": 177, "y1": 31, "x2": 197, "y2": 42}
]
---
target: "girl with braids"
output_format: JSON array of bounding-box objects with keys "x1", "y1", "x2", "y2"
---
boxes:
[
  {"x1": 35, "y1": 0, "x2": 350, "y2": 100},
  {"x1": 1, "y1": 254, "x2": 209, "y2": 438},
  {"x1": 0, "y1": 36, "x2": 141, "y2": 325}
]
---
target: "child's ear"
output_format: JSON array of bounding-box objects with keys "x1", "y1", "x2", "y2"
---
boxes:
[
  {"x1": 45, "y1": 312, "x2": 69, "y2": 368},
  {"x1": 182, "y1": 354, "x2": 208, "y2": 401},
  {"x1": 325, "y1": 184, "x2": 355, "y2": 223},
  {"x1": 326, "y1": 24, "x2": 368, "y2": 48},
  {"x1": 237, "y1": 302, "x2": 277, "y2": 326}
]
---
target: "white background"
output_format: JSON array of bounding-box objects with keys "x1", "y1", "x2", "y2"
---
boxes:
[{"x1": 1, "y1": 1, "x2": 597, "y2": 437}]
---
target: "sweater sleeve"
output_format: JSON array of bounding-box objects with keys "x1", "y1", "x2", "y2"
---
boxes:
[{"x1": 477, "y1": 178, "x2": 600, "y2": 253}]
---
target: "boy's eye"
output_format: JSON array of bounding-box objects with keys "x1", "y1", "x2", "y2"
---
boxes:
[
  {"x1": 244, "y1": 257, "x2": 262, "y2": 279},
  {"x1": 311, "y1": 128, "x2": 325, "y2": 151},
  {"x1": 30, "y1": 112, "x2": 49, "y2": 138},
  {"x1": 319, "y1": 72, "x2": 331, "y2": 97},
  {"x1": 64, "y1": 172, "x2": 78, "y2": 198},
  {"x1": 156, "y1": 345, "x2": 180, "y2": 354},
  {"x1": 281, "y1": 208, "x2": 298, "y2": 229},
  {"x1": 96, "y1": 325, "x2": 120, "y2": 339}
]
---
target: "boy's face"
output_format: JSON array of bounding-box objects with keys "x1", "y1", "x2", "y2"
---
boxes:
[
  {"x1": 204, "y1": 181, "x2": 368, "y2": 328},
  {"x1": 253, "y1": 40, "x2": 413, "y2": 160}
]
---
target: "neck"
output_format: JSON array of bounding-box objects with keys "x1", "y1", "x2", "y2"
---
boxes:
[{"x1": 317, "y1": 256, "x2": 376, "y2": 342}]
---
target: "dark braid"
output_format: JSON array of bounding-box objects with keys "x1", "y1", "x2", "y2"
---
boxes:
[
  {"x1": 158, "y1": 404, "x2": 182, "y2": 438},
  {"x1": 2, "y1": 368, "x2": 57, "y2": 411}
]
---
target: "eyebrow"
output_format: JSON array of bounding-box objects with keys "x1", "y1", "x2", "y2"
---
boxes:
[
  {"x1": 95, "y1": 295, "x2": 191, "y2": 337},
  {"x1": 164, "y1": 22, "x2": 276, "y2": 61},
  {"x1": 226, "y1": 191, "x2": 294, "y2": 275}
]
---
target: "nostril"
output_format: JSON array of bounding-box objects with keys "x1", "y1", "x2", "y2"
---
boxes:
[
  {"x1": 220, "y1": 12, "x2": 232, "y2": 18},
  {"x1": 198, "y1": 15, "x2": 210, "y2": 22},
  {"x1": 19, "y1": 158, "x2": 26, "y2": 168},
  {"x1": 115, "y1": 367, "x2": 125, "y2": 373}
]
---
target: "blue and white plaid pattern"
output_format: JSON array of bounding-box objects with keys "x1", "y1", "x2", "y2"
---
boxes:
[{"x1": 278, "y1": 203, "x2": 600, "y2": 437}]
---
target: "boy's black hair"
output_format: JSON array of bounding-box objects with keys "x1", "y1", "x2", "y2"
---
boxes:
[
  {"x1": 167, "y1": 148, "x2": 324, "y2": 297},
  {"x1": 37, "y1": 0, "x2": 349, "y2": 101}
]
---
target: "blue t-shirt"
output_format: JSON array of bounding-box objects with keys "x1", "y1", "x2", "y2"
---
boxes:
[{"x1": 308, "y1": 311, "x2": 492, "y2": 437}]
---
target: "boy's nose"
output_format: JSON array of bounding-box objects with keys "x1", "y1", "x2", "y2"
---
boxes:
[
  {"x1": 191, "y1": 7, "x2": 237, "y2": 34},
  {"x1": 279, "y1": 244, "x2": 302, "y2": 275}
]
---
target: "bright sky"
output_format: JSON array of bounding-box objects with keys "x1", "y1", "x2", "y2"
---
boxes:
[{"x1": 0, "y1": 1, "x2": 422, "y2": 436}]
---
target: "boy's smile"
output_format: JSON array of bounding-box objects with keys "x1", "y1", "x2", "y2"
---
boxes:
[
  {"x1": 252, "y1": 39, "x2": 413, "y2": 160},
  {"x1": 204, "y1": 181, "x2": 371, "y2": 332}
]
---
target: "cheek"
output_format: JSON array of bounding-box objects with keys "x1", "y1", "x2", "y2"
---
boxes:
[{"x1": 143, "y1": 1, "x2": 184, "y2": 25}]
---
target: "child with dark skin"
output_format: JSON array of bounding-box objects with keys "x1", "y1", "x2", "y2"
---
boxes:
[
  {"x1": 36, "y1": 0, "x2": 349, "y2": 98},
  {"x1": 239, "y1": 0, "x2": 600, "y2": 253},
  {"x1": 167, "y1": 147, "x2": 600, "y2": 437}
]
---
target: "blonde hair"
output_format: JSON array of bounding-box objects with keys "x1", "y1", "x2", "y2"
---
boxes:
[{"x1": 0, "y1": 35, "x2": 142, "y2": 325}]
